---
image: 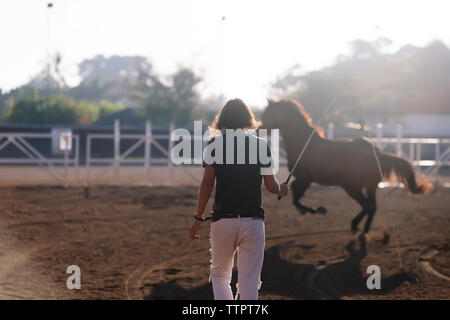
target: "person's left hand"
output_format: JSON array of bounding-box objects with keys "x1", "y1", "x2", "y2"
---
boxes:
[
  {"x1": 279, "y1": 183, "x2": 289, "y2": 198},
  {"x1": 189, "y1": 220, "x2": 202, "y2": 240}
]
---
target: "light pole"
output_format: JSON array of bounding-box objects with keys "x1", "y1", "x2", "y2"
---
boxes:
[{"x1": 46, "y1": 2, "x2": 53, "y2": 124}]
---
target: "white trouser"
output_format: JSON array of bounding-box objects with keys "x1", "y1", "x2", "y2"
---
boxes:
[{"x1": 209, "y1": 217, "x2": 265, "y2": 300}]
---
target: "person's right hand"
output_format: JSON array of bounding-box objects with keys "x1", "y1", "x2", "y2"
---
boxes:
[
  {"x1": 189, "y1": 220, "x2": 202, "y2": 241},
  {"x1": 279, "y1": 183, "x2": 289, "y2": 198}
]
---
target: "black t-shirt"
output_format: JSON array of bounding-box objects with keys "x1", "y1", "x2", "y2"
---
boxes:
[{"x1": 203, "y1": 131, "x2": 273, "y2": 221}]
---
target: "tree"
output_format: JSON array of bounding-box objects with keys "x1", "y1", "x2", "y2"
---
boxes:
[
  {"x1": 271, "y1": 39, "x2": 450, "y2": 128},
  {"x1": 0, "y1": 54, "x2": 224, "y2": 126},
  {"x1": 5, "y1": 96, "x2": 77, "y2": 124},
  {"x1": 128, "y1": 66, "x2": 204, "y2": 126},
  {"x1": 70, "y1": 55, "x2": 152, "y2": 106},
  {"x1": 2, "y1": 95, "x2": 124, "y2": 125}
]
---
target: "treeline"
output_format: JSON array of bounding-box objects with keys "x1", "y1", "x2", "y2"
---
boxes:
[
  {"x1": 1, "y1": 39, "x2": 449, "y2": 127},
  {"x1": 3, "y1": 94, "x2": 123, "y2": 125},
  {"x1": 271, "y1": 39, "x2": 450, "y2": 127},
  {"x1": 0, "y1": 55, "x2": 220, "y2": 127}
]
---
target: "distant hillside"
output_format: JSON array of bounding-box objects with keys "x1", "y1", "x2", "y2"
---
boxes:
[{"x1": 271, "y1": 39, "x2": 450, "y2": 127}]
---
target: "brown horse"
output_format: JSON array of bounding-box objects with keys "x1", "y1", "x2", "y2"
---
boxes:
[{"x1": 261, "y1": 99, "x2": 432, "y2": 233}]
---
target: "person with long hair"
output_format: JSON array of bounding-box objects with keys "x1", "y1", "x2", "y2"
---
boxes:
[{"x1": 189, "y1": 98, "x2": 288, "y2": 300}]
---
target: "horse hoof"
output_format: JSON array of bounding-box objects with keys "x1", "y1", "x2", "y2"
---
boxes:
[
  {"x1": 358, "y1": 233, "x2": 367, "y2": 242},
  {"x1": 381, "y1": 231, "x2": 390, "y2": 245},
  {"x1": 316, "y1": 206, "x2": 327, "y2": 214}
]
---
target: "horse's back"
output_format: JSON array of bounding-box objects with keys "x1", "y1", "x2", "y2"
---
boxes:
[
  {"x1": 302, "y1": 136, "x2": 381, "y2": 187},
  {"x1": 318, "y1": 137, "x2": 375, "y2": 155}
]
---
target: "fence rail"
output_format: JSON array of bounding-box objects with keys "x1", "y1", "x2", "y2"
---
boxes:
[
  {"x1": 0, "y1": 132, "x2": 80, "y2": 185},
  {"x1": 0, "y1": 121, "x2": 449, "y2": 185}
]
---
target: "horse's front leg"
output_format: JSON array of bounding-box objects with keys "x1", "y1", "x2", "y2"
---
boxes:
[{"x1": 291, "y1": 179, "x2": 327, "y2": 214}]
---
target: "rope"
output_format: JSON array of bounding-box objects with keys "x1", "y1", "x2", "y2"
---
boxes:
[
  {"x1": 360, "y1": 106, "x2": 405, "y2": 271},
  {"x1": 284, "y1": 93, "x2": 341, "y2": 184},
  {"x1": 277, "y1": 92, "x2": 341, "y2": 199},
  {"x1": 276, "y1": 93, "x2": 405, "y2": 272}
]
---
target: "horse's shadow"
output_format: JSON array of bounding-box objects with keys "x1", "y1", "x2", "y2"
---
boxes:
[{"x1": 144, "y1": 236, "x2": 415, "y2": 300}]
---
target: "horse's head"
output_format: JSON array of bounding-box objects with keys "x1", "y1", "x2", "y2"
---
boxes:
[
  {"x1": 261, "y1": 98, "x2": 324, "y2": 137},
  {"x1": 260, "y1": 98, "x2": 285, "y2": 130}
]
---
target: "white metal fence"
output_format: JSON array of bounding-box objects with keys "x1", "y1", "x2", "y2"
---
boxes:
[
  {"x1": 0, "y1": 132, "x2": 80, "y2": 185},
  {"x1": 0, "y1": 121, "x2": 449, "y2": 186},
  {"x1": 333, "y1": 123, "x2": 450, "y2": 176},
  {"x1": 85, "y1": 120, "x2": 174, "y2": 185}
]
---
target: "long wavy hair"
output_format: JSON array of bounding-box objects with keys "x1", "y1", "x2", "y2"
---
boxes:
[{"x1": 210, "y1": 98, "x2": 261, "y2": 130}]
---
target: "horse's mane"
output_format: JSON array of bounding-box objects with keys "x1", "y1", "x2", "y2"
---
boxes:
[{"x1": 267, "y1": 99, "x2": 324, "y2": 137}]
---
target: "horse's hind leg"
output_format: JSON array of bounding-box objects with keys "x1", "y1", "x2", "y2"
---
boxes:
[
  {"x1": 291, "y1": 179, "x2": 326, "y2": 214},
  {"x1": 363, "y1": 186, "x2": 377, "y2": 234},
  {"x1": 343, "y1": 187, "x2": 369, "y2": 232},
  {"x1": 351, "y1": 210, "x2": 366, "y2": 232}
]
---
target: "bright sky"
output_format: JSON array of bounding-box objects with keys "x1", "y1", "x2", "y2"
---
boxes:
[{"x1": 0, "y1": 0, "x2": 448, "y2": 107}]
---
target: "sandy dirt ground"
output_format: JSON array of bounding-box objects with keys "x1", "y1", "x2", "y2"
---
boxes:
[
  {"x1": 0, "y1": 165, "x2": 205, "y2": 186},
  {"x1": 0, "y1": 167, "x2": 448, "y2": 300}
]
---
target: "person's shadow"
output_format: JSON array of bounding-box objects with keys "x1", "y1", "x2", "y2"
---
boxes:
[{"x1": 144, "y1": 235, "x2": 416, "y2": 300}]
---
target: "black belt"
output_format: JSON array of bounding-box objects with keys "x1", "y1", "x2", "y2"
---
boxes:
[{"x1": 211, "y1": 212, "x2": 264, "y2": 222}]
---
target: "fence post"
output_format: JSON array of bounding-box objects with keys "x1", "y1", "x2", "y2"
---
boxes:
[
  {"x1": 75, "y1": 135, "x2": 79, "y2": 186},
  {"x1": 416, "y1": 142, "x2": 421, "y2": 172},
  {"x1": 409, "y1": 143, "x2": 414, "y2": 162},
  {"x1": 86, "y1": 135, "x2": 91, "y2": 186},
  {"x1": 168, "y1": 122, "x2": 174, "y2": 185},
  {"x1": 376, "y1": 123, "x2": 383, "y2": 148},
  {"x1": 144, "y1": 120, "x2": 152, "y2": 185},
  {"x1": 396, "y1": 123, "x2": 403, "y2": 157},
  {"x1": 435, "y1": 140, "x2": 440, "y2": 167},
  {"x1": 114, "y1": 119, "x2": 120, "y2": 184},
  {"x1": 64, "y1": 136, "x2": 69, "y2": 187},
  {"x1": 327, "y1": 123, "x2": 334, "y2": 139}
]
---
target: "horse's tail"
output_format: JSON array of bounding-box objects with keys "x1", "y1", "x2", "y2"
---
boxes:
[{"x1": 380, "y1": 153, "x2": 433, "y2": 194}]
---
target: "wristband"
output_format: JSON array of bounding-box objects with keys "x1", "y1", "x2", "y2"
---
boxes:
[{"x1": 194, "y1": 215, "x2": 212, "y2": 222}]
